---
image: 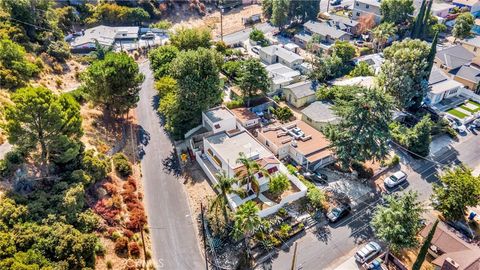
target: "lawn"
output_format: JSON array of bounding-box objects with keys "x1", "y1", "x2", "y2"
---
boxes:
[
  {"x1": 467, "y1": 100, "x2": 480, "y2": 107},
  {"x1": 447, "y1": 108, "x2": 469, "y2": 119},
  {"x1": 460, "y1": 105, "x2": 479, "y2": 113}
]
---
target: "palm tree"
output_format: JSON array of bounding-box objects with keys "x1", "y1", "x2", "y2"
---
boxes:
[
  {"x1": 210, "y1": 171, "x2": 245, "y2": 223},
  {"x1": 236, "y1": 152, "x2": 269, "y2": 197},
  {"x1": 372, "y1": 23, "x2": 397, "y2": 52},
  {"x1": 232, "y1": 201, "x2": 263, "y2": 266}
]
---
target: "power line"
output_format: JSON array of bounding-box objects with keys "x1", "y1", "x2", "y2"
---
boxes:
[{"x1": 7, "y1": 17, "x2": 54, "y2": 32}]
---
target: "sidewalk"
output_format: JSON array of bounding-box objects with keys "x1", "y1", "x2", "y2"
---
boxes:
[{"x1": 331, "y1": 256, "x2": 360, "y2": 270}]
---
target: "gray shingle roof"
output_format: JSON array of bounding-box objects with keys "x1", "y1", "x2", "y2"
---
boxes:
[
  {"x1": 455, "y1": 65, "x2": 480, "y2": 83},
  {"x1": 436, "y1": 45, "x2": 475, "y2": 70},
  {"x1": 260, "y1": 45, "x2": 303, "y2": 63},
  {"x1": 220, "y1": 22, "x2": 277, "y2": 46},
  {"x1": 301, "y1": 101, "x2": 338, "y2": 123},
  {"x1": 284, "y1": 81, "x2": 316, "y2": 99},
  {"x1": 70, "y1": 25, "x2": 139, "y2": 48},
  {"x1": 304, "y1": 21, "x2": 351, "y2": 39},
  {"x1": 329, "y1": 14, "x2": 359, "y2": 27},
  {"x1": 429, "y1": 66, "x2": 449, "y2": 85}
]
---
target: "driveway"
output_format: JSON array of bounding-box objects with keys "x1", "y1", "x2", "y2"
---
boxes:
[
  {"x1": 136, "y1": 61, "x2": 204, "y2": 269},
  {"x1": 269, "y1": 132, "x2": 480, "y2": 270}
]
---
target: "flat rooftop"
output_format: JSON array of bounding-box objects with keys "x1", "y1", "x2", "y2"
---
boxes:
[
  {"x1": 206, "y1": 131, "x2": 273, "y2": 169},
  {"x1": 204, "y1": 106, "x2": 235, "y2": 123},
  {"x1": 259, "y1": 120, "x2": 332, "y2": 161},
  {"x1": 230, "y1": 107, "x2": 259, "y2": 123}
]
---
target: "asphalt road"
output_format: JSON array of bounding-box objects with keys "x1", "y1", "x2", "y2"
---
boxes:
[
  {"x1": 136, "y1": 61, "x2": 204, "y2": 269},
  {"x1": 271, "y1": 133, "x2": 480, "y2": 270}
]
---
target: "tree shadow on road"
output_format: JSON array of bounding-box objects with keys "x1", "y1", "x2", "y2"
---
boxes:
[
  {"x1": 346, "y1": 203, "x2": 375, "y2": 245},
  {"x1": 314, "y1": 224, "x2": 332, "y2": 244},
  {"x1": 393, "y1": 144, "x2": 461, "y2": 185},
  {"x1": 162, "y1": 150, "x2": 181, "y2": 176},
  {"x1": 136, "y1": 126, "x2": 150, "y2": 160}
]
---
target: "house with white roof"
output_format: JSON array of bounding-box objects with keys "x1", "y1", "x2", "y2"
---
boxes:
[
  {"x1": 70, "y1": 25, "x2": 140, "y2": 53},
  {"x1": 193, "y1": 106, "x2": 307, "y2": 217},
  {"x1": 428, "y1": 66, "x2": 465, "y2": 105},
  {"x1": 259, "y1": 45, "x2": 304, "y2": 69},
  {"x1": 452, "y1": 0, "x2": 480, "y2": 15}
]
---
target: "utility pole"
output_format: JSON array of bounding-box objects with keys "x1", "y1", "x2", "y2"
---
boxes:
[
  {"x1": 200, "y1": 203, "x2": 209, "y2": 270},
  {"x1": 140, "y1": 225, "x2": 148, "y2": 269},
  {"x1": 220, "y1": 8, "x2": 224, "y2": 42},
  {"x1": 290, "y1": 242, "x2": 298, "y2": 270}
]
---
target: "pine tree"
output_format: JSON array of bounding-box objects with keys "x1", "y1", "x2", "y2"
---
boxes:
[
  {"x1": 411, "y1": 0, "x2": 426, "y2": 38},
  {"x1": 420, "y1": 0, "x2": 433, "y2": 39},
  {"x1": 412, "y1": 220, "x2": 439, "y2": 270},
  {"x1": 426, "y1": 31, "x2": 438, "y2": 79}
]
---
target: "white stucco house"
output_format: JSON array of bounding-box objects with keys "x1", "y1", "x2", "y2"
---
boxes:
[{"x1": 193, "y1": 106, "x2": 307, "y2": 217}]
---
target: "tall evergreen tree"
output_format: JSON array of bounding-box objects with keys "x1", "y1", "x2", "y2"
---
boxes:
[
  {"x1": 420, "y1": 0, "x2": 433, "y2": 39},
  {"x1": 271, "y1": 0, "x2": 290, "y2": 29},
  {"x1": 412, "y1": 220, "x2": 439, "y2": 270},
  {"x1": 411, "y1": 0, "x2": 426, "y2": 38},
  {"x1": 426, "y1": 31, "x2": 438, "y2": 79}
]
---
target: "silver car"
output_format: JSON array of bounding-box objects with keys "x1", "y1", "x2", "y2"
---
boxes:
[
  {"x1": 354, "y1": 241, "x2": 381, "y2": 263},
  {"x1": 384, "y1": 170, "x2": 407, "y2": 188}
]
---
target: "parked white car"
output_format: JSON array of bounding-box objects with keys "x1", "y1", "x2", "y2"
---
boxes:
[
  {"x1": 445, "y1": 116, "x2": 467, "y2": 134},
  {"x1": 384, "y1": 170, "x2": 407, "y2": 188},
  {"x1": 355, "y1": 241, "x2": 381, "y2": 263}
]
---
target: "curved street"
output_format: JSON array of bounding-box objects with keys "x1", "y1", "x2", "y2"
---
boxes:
[{"x1": 136, "y1": 60, "x2": 204, "y2": 269}]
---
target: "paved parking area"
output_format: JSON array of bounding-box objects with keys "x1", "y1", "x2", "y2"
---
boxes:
[{"x1": 270, "y1": 131, "x2": 480, "y2": 270}]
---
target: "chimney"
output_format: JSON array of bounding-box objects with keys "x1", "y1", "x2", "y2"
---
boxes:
[{"x1": 442, "y1": 257, "x2": 460, "y2": 270}]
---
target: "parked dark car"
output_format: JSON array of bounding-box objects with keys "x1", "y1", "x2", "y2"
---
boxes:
[
  {"x1": 302, "y1": 171, "x2": 328, "y2": 184},
  {"x1": 326, "y1": 204, "x2": 351, "y2": 223}
]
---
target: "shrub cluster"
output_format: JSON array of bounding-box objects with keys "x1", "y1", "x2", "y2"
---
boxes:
[
  {"x1": 113, "y1": 153, "x2": 132, "y2": 178},
  {"x1": 351, "y1": 161, "x2": 374, "y2": 179}
]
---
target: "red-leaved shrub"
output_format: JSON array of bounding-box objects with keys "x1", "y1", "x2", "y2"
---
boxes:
[
  {"x1": 123, "y1": 229, "x2": 134, "y2": 239},
  {"x1": 114, "y1": 237, "x2": 129, "y2": 255},
  {"x1": 129, "y1": 242, "x2": 141, "y2": 257}
]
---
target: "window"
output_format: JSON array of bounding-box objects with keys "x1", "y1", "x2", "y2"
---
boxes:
[
  {"x1": 266, "y1": 140, "x2": 270, "y2": 147},
  {"x1": 366, "y1": 4, "x2": 370, "y2": 8},
  {"x1": 213, "y1": 156, "x2": 222, "y2": 167},
  {"x1": 267, "y1": 166, "x2": 278, "y2": 174},
  {"x1": 356, "y1": 1, "x2": 359, "y2": 6},
  {"x1": 306, "y1": 116, "x2": 312, "y2": 122},
  {"x1": 356, "y1": 12, "x2": 361, "y2": 16},
  {"x1": 214, "y1": 124, "x2": 221, "y2": 129},
  {"x1": 258, "y1": 172, "x2": 263, "y2": 178}
]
